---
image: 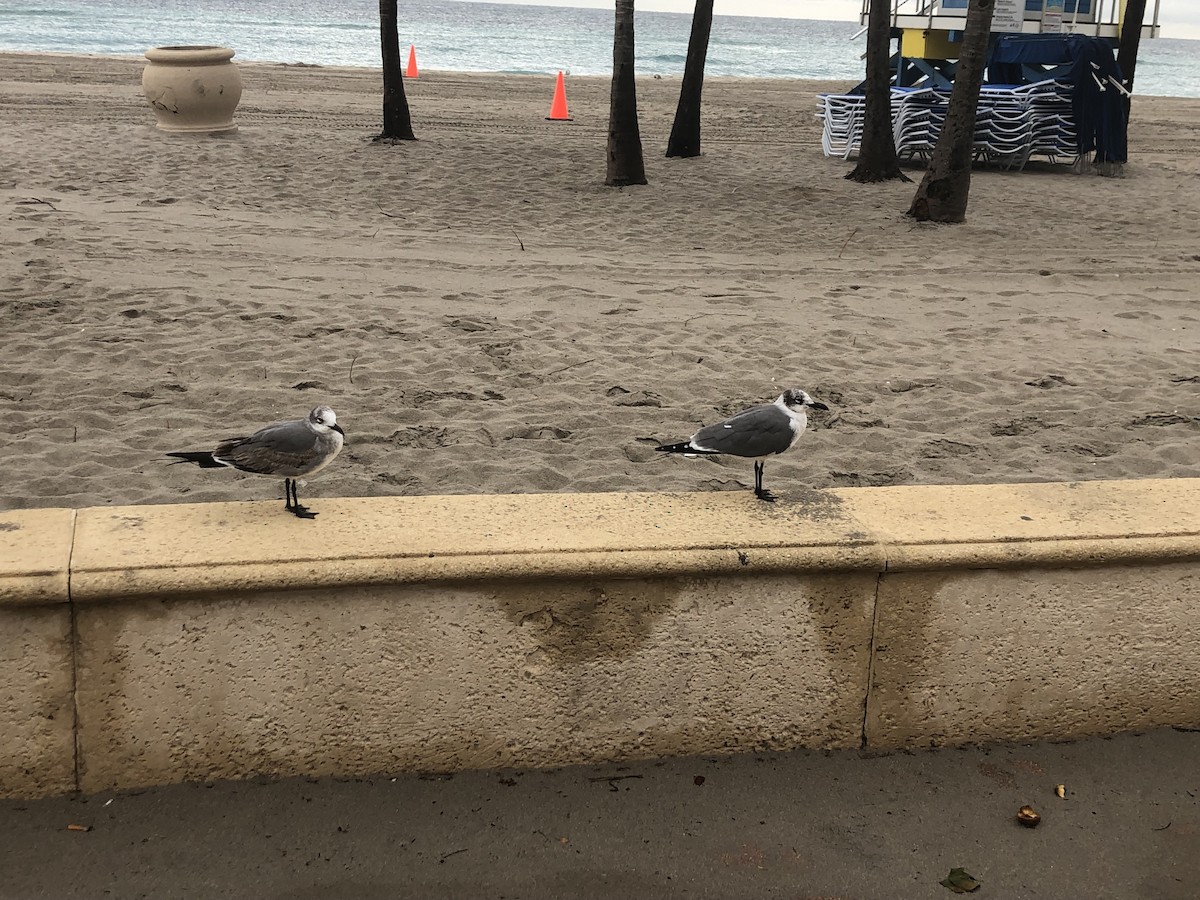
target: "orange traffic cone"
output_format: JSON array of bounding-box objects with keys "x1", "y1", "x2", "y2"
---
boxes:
[
  {"x1": 405, "y1": 44, "x2": 419, "y2": 78},
  {"x1": 546, "y1": 70, "x2": 572, "y2": 121}
]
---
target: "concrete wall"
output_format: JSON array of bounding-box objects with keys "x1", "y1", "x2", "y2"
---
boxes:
[
  {"x1": 868, "y1": 564, "x2": 1200, "y2": 750},
  {"x1": 74, "y1": 574, "x2": 876, "y2": 792},
  {"x1": 3, "y1": 480, "x2": 1199, "y2": 798},
  {"x1": 0, "y1": 509, "x2": 75, "y2": 797}
]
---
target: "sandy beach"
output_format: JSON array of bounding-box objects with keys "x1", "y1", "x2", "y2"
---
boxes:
[{"x1": 1, "y1": 51, "x2": 1197, "y2": 512}]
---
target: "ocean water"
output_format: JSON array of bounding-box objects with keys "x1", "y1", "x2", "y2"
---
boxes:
[{"x1": 2, "y1": 0, "x2": 1198, "y2": 97}]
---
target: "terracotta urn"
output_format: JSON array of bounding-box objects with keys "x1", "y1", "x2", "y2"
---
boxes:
[{"x1": 142, "y1": 45, "x2": 243, "y2": 134}]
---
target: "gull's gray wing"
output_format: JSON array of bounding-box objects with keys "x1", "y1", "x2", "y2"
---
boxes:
[
  {"x1": 690, "y1": 403, "x2": 794, "y2": 458},
  {"x1": 212, "y1": 419, "x2": 324, "y2": 477}
]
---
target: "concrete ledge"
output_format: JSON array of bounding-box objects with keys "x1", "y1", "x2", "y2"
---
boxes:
[
  {"x1": 841, "y1": 479, "x2": 1200, "y2": 570},
  {"x1": 68, "y1": 481, "x2": 1200, "y2": 602},
  {"x1": 2, "y1": 479, "x2": 1199, "y2": 797},
  {"x1": 0, "y1": 508, "x2": 74, "y2": 606},
  {"x1": 68, "y1": 492, "x2": 883, "y2": 599}
]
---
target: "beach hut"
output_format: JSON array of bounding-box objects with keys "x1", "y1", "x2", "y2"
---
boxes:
[
  {"x1": 817, "y1": 1, "x2": 1159, "y2": 169},
  {"x1": 857, "y1": 0, "x2": 1160, "y2": 90}
]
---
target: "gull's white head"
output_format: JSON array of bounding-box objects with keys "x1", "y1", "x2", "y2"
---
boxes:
[
  {"x1": 779, "y1": 389, "x2": 829, "y2": 413},
  {"x1": 308, "y1": 405, "x2": 345, "y2": 436}
]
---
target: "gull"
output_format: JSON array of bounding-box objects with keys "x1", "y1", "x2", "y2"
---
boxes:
[
  {"x1": 166, "y1": 405, "x2": 345, "y2": 519},
  {"x1": 656, "y1": 389, "x2": 828, "y2": 502}
]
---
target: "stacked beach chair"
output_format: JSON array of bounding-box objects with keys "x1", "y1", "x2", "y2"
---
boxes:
[
  {"x1": 816, "y1": 93, "x2": 863, "y2": 160},
  {"x1": 1022, "y1": 79, "x2": 1079, "y2": 165},
  {"x1": 890, "y1": 87, "x2": 947, "y2": 163},
  {"x1": 817, "y1": 79, "x2": 1077, "y2": 170}
]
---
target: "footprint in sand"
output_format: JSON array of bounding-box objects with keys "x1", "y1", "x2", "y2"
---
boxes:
[{"x1": 503, "y1": 425, "x2": 571, "y2": 441}]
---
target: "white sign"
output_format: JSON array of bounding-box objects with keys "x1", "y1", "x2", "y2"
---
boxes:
[
  {"x1": 992, "y1": 0, "x2": 1026, "y2": 33},
  {"x1": 1041, "y1": 0, "x2": 1065, "y2": 33}
]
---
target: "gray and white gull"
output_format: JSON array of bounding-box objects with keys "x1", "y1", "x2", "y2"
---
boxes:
[
  {"x1": 166, "y1": 405, "x2": 345, "y2": 519},
  {"x1": 656, "y1": 388, "x2": 828, "y2": 502}
]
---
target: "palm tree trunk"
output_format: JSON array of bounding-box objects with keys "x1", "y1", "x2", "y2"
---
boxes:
[
  {"x1": 377, "y1": 0, "x2": 415, "y2": 141},
  {"x1": 1116, "y1": 0, "x2": 1147, "y2": 124},
  {"x1": 847, "y1": 0, "x2": 910, "y2": 183},
  {"x1": 665, "y1": 0, "x2": 713, "y2": 159},
  {"x1": 606, "y1": 0, "x2": 648, "y2": 186},
  {"x1": 907, "y1": 0, "x2": 995, "y2": 223}
]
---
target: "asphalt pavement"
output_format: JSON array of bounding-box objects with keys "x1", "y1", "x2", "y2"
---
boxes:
[{"x1": 2, "y1": 728, "x2": 1197, "y2": 900}]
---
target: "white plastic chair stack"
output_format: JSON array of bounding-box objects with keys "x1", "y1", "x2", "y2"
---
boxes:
[
  {"x1": 892, "y1": 87, "x2": 948, "y2": 163},
  {"x1": 816, "y1": 93, "x2": 867, "y2": 160},
  {"x1": 818, "y1": 78, "x2": 1078, "y2": 170},
  {"x1": 975, "y1": 85, "x2": 1036, "y2": 169},
  {"x1": 1022, "y1": 79, "x2": 1078, "y2": 165}
]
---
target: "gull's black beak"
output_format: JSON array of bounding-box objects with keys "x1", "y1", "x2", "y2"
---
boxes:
[
  {"x1": 332, "y1": 423, "x2": 345, "y2": 435},
  {"x1": 810, "y1": 401, "x2": 830, "y2": 411}
]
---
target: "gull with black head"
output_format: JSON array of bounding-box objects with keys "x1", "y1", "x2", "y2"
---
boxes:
[
  {"x1": 656, "y1": 388, "x2": 828, "y2": 502},
  {"x1": 166, "y1": 405, "x2": 345, "y2": 519}
]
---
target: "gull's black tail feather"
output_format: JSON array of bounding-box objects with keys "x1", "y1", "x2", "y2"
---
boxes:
[
  {"x1": 655, "y1": 441, "x2": 694, "y2": 454},
  {"x1": 656, "y1": 440, "x2": 719, "y2": 455},
  {"x1": 165, "y1": 451, "x2": 225, "y2": 469}
]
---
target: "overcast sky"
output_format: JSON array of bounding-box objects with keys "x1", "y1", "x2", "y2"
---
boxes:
[{"x1": 468, "y1": 0, "x2": 1199, "y2": 40}]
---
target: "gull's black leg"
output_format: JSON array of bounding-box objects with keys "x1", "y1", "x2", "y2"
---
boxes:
[
  {"x1": 288, "y1": 478, "x2": 317, "y2": 519},
  {"x1": 753, "y1": 461, "x2": 776, "y2": 503}
]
